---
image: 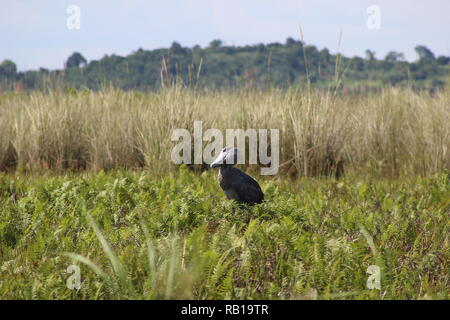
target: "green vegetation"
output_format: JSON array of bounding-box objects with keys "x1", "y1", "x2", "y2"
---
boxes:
[
  {"x1": 0, "y1": 169, "x2": 448, "y2": 299},
  {"x1": 1, "y1": 40, "x2": 449, "y2": 92},
  {"x1": 0, "y1": 73, "x2": 448, "y2": 299}
]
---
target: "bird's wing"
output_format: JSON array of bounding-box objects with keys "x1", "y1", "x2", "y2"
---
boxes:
[{"x1": 228, "y1": 167, "x2": 264, "y2": 204}]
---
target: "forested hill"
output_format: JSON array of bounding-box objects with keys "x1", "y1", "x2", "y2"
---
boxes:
[{"x1": 1, "y1": 38, "x2": 450, "y2": 92}]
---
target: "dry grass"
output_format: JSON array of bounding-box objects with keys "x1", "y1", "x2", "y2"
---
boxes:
[{"x1": 0, "y1": 86, "x2": 449, "y2": 178}]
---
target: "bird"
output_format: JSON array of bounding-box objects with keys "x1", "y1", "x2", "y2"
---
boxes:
[{"x1": 210, "y1": 146, "x2": 264, "y2": 205}]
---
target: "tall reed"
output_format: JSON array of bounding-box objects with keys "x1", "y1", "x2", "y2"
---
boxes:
[{"x1": 0, "y1": 86, "x2": 448, "y2": 178}]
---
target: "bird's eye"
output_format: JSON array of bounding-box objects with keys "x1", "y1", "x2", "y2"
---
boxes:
[{"x1": 222, "y1": 148, "x2": 226, "y2": 152}]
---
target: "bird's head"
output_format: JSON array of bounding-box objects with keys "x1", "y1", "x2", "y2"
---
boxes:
[{"x1": 210, "y1": 146, "x2": 238, "y2": 168}]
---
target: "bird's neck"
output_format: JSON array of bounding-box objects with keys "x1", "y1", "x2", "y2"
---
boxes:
[{"x1": 219, "y1": 165, "x2": 233, "y2": 174}]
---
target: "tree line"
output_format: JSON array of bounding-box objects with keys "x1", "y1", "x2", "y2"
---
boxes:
[{"x1": 1, "y1": 38, "x2": 449, "y2": 92}]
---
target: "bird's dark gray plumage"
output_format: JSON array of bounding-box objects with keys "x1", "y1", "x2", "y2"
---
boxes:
[{"x1": 210, "y1": 147, "x2": 264, "y2": 205}]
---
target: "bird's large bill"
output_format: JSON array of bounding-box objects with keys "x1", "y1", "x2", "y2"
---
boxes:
[{"x1": 210, "y1": 147, "x2": 236, "y2": 168}]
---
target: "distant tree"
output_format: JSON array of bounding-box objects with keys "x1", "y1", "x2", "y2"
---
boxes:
[
  {"x1": 365, "y1": 50, "x2": 376, "y2": 61},
  {"x1": 304, "y1": 45, "x2": 319, "y2": 69},
  {"x1": 352, "y1": 57, "x2": 365, "y2": 72},
  {"x1": 267, "y1": 42, "x2": 282, "y2": 48},
  {"x1": 256, "y1": 43, "x2": 266, "y2": 52},
  {"x1": 209, "y1": 39, "x2": 222, "y2": 49},
  {"x1": 170, "y1": 42, "x2": 187, "y2": 55},
  {"x1": 414, "y1": 45, "x2": 435, "y2": 61},
  {"x1": 0, "y1": 60, "x2": 17, "y2": 78},
  {"x1": 65, "y1": 52, "x2": 87, "y2": 68},
  {"x1": 285, "y1": 37, "x2": 297, "y2": 46},
  {"x1": 436, "y1": 55, "x2": 450, "y2": 65},
  {"x1": 385, "y1": 51, "x2": 405, "y2": 63}
]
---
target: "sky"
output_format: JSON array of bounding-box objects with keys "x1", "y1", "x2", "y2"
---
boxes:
[{"x1": 2, "y1": 0, "x2": 450, "y2": 71}]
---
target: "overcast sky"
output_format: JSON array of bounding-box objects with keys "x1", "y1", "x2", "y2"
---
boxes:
[{"x1": 2, "y1": 0, "x2": 450, "y2": 71}]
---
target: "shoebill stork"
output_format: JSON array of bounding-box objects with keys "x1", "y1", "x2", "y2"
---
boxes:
[{"x1": 210, "y1": 147, "x2": 264, "y2": 205}]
